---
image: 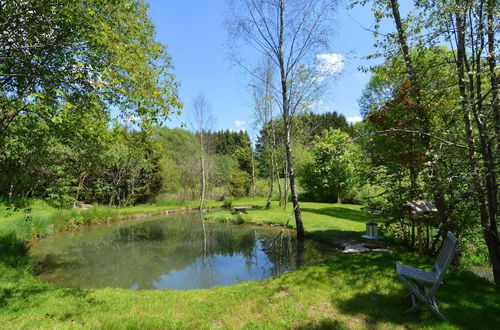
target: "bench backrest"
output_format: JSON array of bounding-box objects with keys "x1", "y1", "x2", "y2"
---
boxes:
[{"x1": 433, "y1": 231, "x2": 458, "y2": 281}]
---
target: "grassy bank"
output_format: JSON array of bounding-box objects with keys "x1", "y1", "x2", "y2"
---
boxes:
[
  {"x1": 0, "y1": 199, "x2": 499, "y2": 329},
  {"x1": 0, "y1": 197, "x2": 263, "y2": 241},
  {"x1": 204, "y1": 202, "x2": 379, "y2": 243}
]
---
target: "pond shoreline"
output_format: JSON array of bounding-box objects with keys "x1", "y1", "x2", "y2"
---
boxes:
[
  {"x1": 29, "y1": 211, "x2": 310, "y2": 291},
  {"x1": 26, "y1": 204, "x2": 293, "y2": 246},
  {"x1": 26, "y1": 205, "x2": 223, "y2": 245}
]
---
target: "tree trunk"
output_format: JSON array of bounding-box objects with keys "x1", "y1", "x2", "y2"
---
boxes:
[
  {"x1": 265, "y1": 145, "x2": 275, "y2": 209},
  {"x1": 277, "y1": 171, "x2": 283, "y2": 206},
  {"x1": 8, "y1": 183, "x2": 13, "y2": 205},
  {"x1": 251, "y1": 144, "x2": 256, "y2": 197},
  {"x1": 265, "y1": 131, "x2": 276, "y2": 209},
  {"x1": 265, "y1": 174, "x2": 274, "y2": 209},
  {"x1": 283, "y1": 159, "x2": 288, "y2": 209},
  {"x1": 486, "y1": 0, "x2": 500, "y2": 146},
  {"x1": 455, "y1": 10, "x2": 500, "y2": 284},
  {"x1": 485, "y1": 0, "x2": 500, "y2": 284},
  {"x1": 389, "y1": 0, "x2": 451, "y2": 237},
  {"x1": 200, "y1": 131, "x2": 206, "y2": 212},
  {"x1": 278, "y1": 0, "x2": 304, "y2": 239},
  {"x1": 266, "y1": 80, "x2": 277, "y2": 209}
]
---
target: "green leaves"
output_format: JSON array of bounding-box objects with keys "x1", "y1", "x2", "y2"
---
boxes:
[
  {"x1": 1, "y1": 0, "x2": 181, "y2": 131},
  {"x1": 298, "y1": 129, "x2": 362, "y2": 203}
]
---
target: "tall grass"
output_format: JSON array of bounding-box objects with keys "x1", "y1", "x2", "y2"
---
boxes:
[{"x1": 0, "y1": 199, "x2": 192, "y2": 242}]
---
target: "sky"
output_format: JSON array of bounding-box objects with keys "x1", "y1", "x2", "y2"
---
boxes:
[{"x1": 147, "y1": 0, "x2": 385, "y2": 136}]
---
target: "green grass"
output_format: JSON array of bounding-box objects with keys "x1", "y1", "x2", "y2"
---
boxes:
[
  {"x1": 204, "y1": 202, "x2": 379, "y2": 243},
  {"x1": 0, "y1": 197, "x2": 265, "y2": 241},
  {"x1": 0, "y1": 198, "x2": 498, "y2": 329}
]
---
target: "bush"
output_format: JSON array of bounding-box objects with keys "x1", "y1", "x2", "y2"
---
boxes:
[
  {"x1": 229, "y1": 169, "x2": 251, "y2": 197},
  {"x1": 297, "y1": 129, "x2": 362, "y2": 203},
  {"x1": 222, "y1": 199, "x2": 233, "y2": 209}
]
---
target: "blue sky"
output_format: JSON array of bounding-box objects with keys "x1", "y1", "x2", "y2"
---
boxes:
[{"x1": 147, "y1": 0, "x2": 384, "y2": 135}]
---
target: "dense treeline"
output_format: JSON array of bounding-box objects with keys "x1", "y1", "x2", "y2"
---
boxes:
[
  {"x1": 155, "y1": 128, "x2": 255, "y2": 201},
  {"x1": 0, "y1": 115, "x2": 164, "y2": 207},
  {"x1": 0, "y1": 104, "x2": 355, "y2": 207},
  {"x1": 0, "y1": 122, "x2": 259, "y2": 206}
]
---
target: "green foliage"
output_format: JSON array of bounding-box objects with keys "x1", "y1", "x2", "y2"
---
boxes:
[
  {"x1": 0, "y1": 0, "x2": 181, "y2": 207},
  {"x1": 229, "y1": 169, "x2": 251, "y2": 198},
  {"x1": 0, "y1": 0, "x2": 182, "y2": 130},
  {"x1": 355, "y1": 184, "x2": 386, "y2": 212},
  {"x1": 357, "y1": 48, "x2": 483, "y2": 257},
  {"x1": 222, "y1": 199, "x2": 233, "y2": 209},
  {"x1": 298, "y1": 129, "x2": 362, "y2": 203},
  {"x1": 255, "y1": 111, "x2": 352, "y2": 180}
]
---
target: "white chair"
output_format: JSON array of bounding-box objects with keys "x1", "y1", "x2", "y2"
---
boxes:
[{"x1": 396, "y1": 231, "x2": 458, "y2": 321}]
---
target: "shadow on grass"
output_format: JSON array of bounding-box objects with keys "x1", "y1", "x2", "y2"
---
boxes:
[
  {"x1": 305, "y1": 229, "x2": 366, "y2": 244},
  {"x1": 0, "y1": 230, "x2": 29, "y2": 268},
  {"x1": 302, "y1": 207, "x2": 380, "y2": 224},
  {"x1": 296, "y1": 318, "x2": 346, "y2": 330},
  {"x1": 326, "y1": 252, "x2": 500, "y2": 329}
]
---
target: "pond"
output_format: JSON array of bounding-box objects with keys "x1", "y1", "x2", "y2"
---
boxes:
[{"x1": 30, "y1": 212, "x2": 331, "y2": 290}]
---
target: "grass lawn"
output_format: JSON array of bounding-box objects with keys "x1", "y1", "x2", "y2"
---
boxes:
[
  {"x1": 204, "y1": 202, "x2": 379, "y2": 243},
  {"x1": 0, "y1": 199, "x2": 498, "y2": 329}
]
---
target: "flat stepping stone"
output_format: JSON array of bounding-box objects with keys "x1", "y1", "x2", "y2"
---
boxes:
[{"x1": 343, "y1": 245, "x2": 370, "y2": 253}]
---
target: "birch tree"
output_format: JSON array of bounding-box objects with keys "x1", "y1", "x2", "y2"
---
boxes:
[
  {"x1": 192, "y1": 94, "x2": 214, "y2": 212},
  {"x1": 227, "y1": 0, "x2": 338, "y2": 239},
  {"x1": 251, "y1": 59, "x2": 278, "y2": 209}
]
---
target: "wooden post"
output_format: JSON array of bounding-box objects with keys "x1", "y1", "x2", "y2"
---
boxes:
[
  {"x1": 426, "y1": 222, "x2": 430, "y2": 253},
  {"x1": 417, "y1": 217, "x2": 424, "y2": 260},
  {"x1": 406, "y1": 201, "x2": 438, "y2": 258}
]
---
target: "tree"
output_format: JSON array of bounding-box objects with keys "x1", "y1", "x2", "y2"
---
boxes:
[
  {"x1": 358, "y1": 48, "x2": 477, "y2": 251},
  {"x1": 299, "y1": 129, "x2": 361, "y2": 203},
  {"x1": 227, "y1": 0, "x2": 338, "y2": 239},
  {"x1": 442, "y1": 0, "x2": 499, "y2": 283},
  {"x1": 192, "y1": 94, "x2": 214, "y2": 211},
  {"x1": 0, "y1": 0, "x2": 181, "y2": 206},
  {"x1": 0, "y1": 0, "x2": 181, "y2": 134},
  {"x1": 250, "y1": 59, "x2": 278, "y2": 208}
]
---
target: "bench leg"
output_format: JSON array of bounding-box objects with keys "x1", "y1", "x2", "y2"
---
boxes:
[{"x1": 428, "y1": 304, "x2": 448, "y2": 322}]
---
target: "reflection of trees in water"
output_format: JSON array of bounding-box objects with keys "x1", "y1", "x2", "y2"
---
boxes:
[
  {"x1": 259, "y1": 231, "x2": 296, "y2": 277},
  {"x1": 32, "y1": 213, "x2": 322, "y2": 289},
  {"x1": 185, "y1": 215, "x2": 219, "y2": 289}
]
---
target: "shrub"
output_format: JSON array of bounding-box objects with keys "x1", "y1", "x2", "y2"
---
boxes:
[
  {"x1": 222, "y1": 199, "x2": 233, "y2": 209},
  {"x1": 229, "y1": 169, "x2": 251, "y2": 197}
]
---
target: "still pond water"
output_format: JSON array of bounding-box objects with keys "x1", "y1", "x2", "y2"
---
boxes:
[{"x1": 30, "y1": 212, "x2": 330, "y2": 290}]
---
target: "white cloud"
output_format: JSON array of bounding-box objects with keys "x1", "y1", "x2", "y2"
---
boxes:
[
  {"x1": 232, "y1": 120, "x2": 247, "y2": 132},
  {"x1": 347, "y1": 116, "x2": 362, "y2": 124},
  {"x1": 316, "y1": 53, "x2": 345, "y2": 77},
  {"x1": 234, "y1": 120, "x2": 246, "y2": 128}
]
